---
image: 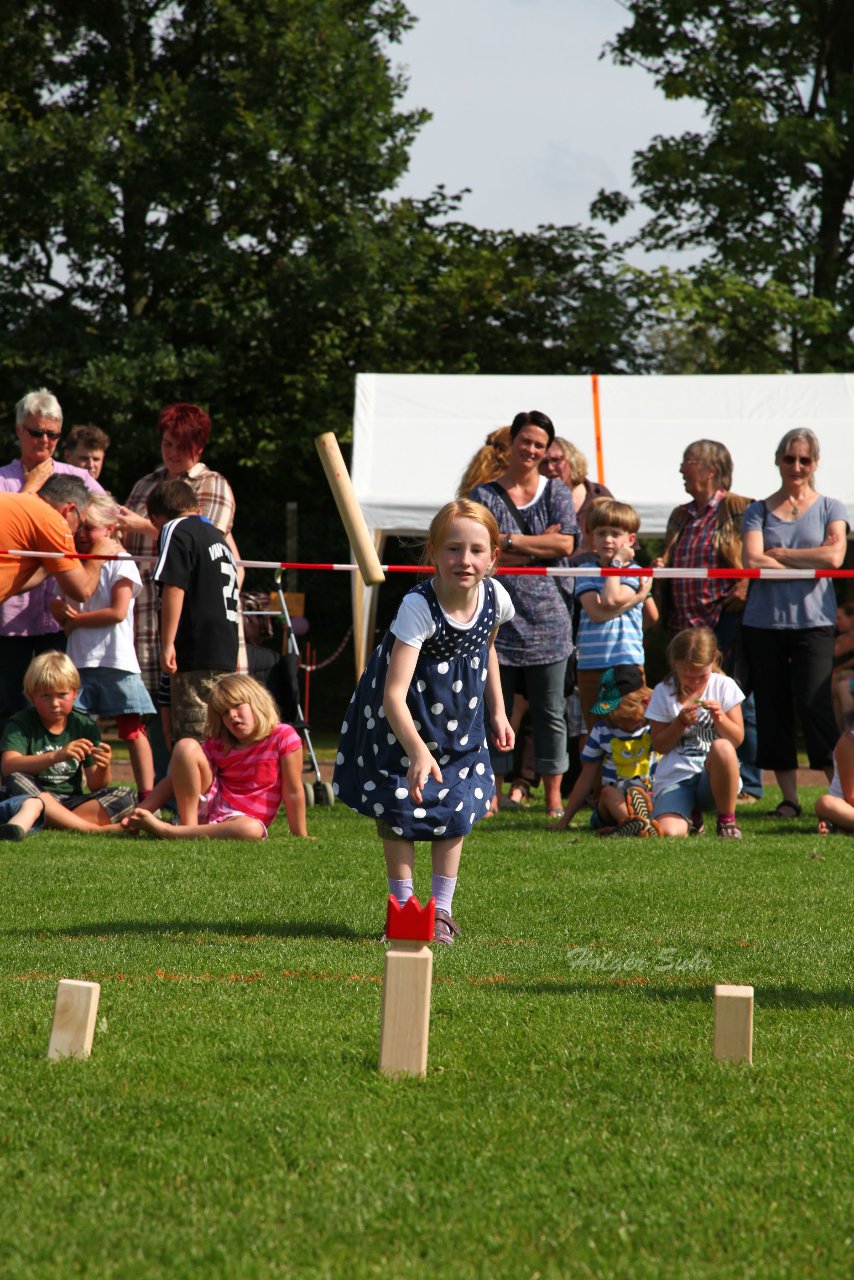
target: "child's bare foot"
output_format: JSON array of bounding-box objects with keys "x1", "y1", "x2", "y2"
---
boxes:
[
  {"x1": 817, "y1": 819, "x2": 837, "y2": 836},
  {"x1": 125, "y1": 807, "x2": 172, "y2": 837}
]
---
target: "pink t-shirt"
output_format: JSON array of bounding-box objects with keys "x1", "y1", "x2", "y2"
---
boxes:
[{"x1": 202, "y1": 723, "x2": 302, "y2": 827}]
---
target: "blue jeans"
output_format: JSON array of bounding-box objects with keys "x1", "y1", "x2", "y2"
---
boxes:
[
  {"x1": 492, "y1": 659, "x2": 569, "y2": 777},
  {"x1": 715, "y1": 613, "x2": 763, "y2": 798}
]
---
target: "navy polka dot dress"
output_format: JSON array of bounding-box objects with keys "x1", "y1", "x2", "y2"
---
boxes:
[{"x1": 333, "y1": 579, "x2": 498, "y2": 840}]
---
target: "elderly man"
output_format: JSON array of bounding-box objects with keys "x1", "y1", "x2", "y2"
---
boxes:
[
  {"x1": 0, "y1": 389, "x2": 103, "y2": 726},
  {"x1": 657, "y1": 438, "x2": 763, "y2": 802},
  {"x1": 0, "y1": 475, "x2": 103, "y2": 606}
]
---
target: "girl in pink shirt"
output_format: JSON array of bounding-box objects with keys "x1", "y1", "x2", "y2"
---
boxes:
[{"x1": 126, "y1": 675, "x2": 308, "y2": 839}]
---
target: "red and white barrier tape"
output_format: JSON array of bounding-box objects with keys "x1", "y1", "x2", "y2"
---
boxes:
[{"x1": 1, "y1": 548, "x2": 852, "y2": 579}]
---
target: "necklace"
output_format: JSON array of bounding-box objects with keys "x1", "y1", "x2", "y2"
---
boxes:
[{"x1": 789, "y1": 496, "x2": 800, "y2": 518}]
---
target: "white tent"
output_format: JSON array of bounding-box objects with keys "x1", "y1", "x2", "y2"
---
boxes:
[{"x1": 348, "y1": 372, "x2": 854, "y2": 671}]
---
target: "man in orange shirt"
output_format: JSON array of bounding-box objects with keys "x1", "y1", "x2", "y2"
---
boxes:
[{"x1": 0, "y1": 475, "x2": 104, "y2": 606}]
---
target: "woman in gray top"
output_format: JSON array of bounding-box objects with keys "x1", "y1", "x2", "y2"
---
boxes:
[
  {"x1": 471, "y1": 410, "x2": 578, "y2": 817},
  {"x1": 741, "y1": 428, "x2": 848, "y2": 818}
]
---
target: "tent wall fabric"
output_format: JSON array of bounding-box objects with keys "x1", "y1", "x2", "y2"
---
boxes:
[{"x1": 348, "y1": 372, "x2": 854, "y2": 673}]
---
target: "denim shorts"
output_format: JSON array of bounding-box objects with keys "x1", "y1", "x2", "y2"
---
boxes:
[
  {"x1": 653, "y1": 773, "x2": 714, "y2": 821},
  {"x1": 0, "y1": 793, "x2": 45, "y2": 832},
  {"x1": 76, "y1": 668, "x2": 156, "y2": 719}
]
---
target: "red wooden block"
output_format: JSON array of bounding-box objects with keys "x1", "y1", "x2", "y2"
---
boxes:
[{"x1": 385, "y1": 894, "x2": 436, "y2": 942}]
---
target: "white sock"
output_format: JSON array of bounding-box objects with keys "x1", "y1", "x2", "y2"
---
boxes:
[
  {"x1": 431, "y1": 873, "x2": 457, "y2": 916},
  {"x1": 388, "y1": 877, "x2": 413, "y2": 907}
]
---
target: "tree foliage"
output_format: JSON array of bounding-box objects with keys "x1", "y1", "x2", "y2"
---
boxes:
[
  {"x1": 0, "y1": 1, "x2": 427, "y2": 486},
  {"x1": 607, "y1": 0, "x2": 854, "y2": 370},
  {"x1": 0, "y1": 0, "x2": 650, "y2": 552}
]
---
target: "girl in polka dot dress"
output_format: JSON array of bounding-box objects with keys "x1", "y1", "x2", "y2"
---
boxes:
[{"x1": 333, "y1": 500, "x2": 515, "y2": 944}]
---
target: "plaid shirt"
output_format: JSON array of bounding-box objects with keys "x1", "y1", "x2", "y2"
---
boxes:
[
  {"x1": 123, "y1": 463, "x2": 246, "y2": 695},
  {"x1": 669, "y1": 490, "x2": 733, "y2": 632}
]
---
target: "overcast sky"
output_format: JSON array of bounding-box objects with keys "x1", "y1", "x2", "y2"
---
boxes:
[{"x1": 391, "y1": 0, "x2": 705, "y2": 257}]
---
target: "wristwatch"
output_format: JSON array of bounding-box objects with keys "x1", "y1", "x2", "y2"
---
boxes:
[
  {"x1": 503, "y1": 534, "x2": 513, "y2": 551},
  {"x1": 609, "y1": 556, "x2": 623, "y2": 568}
]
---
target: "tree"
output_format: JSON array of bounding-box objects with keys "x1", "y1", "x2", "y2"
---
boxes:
[
  {"x1": 0, "y1": 0, "x2": 426, "y2": 484},
  {"x1": 604, "y1": 0, "x2": 854, "y2": 371},
  {"x1": 0, "y1": 2, "x2": 655, "y2": 510},
  {"x1": 352, "y1": 196, "x2": 658, "y2": 376}
]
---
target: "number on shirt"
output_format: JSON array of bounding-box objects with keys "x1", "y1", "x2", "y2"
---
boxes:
[{"x1": 220, "y1": 560, "x2": 239, "y2": 622}]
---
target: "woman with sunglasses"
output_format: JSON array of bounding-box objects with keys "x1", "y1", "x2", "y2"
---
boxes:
[
  {"x1": 0, "y1": 388, "x2": 103, "y2": 729},
  {"x1": 742, "y1": 428, "x2": 849, "y2": 818}
]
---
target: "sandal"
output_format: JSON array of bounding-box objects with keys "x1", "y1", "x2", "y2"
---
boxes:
[
  {"x1": 546, "y1": 808, "x2": 564, "y2": 820},
  {"x1": 433, "y1": 908, "x2": 461, "y2": 946},
  {"x1": 689, "y1": 809, "x2": 705, "y2": 837},
  {"x1": 769, "y1": 800, "x2": 802, "y2": 819},
  {"x1": 625, "y1": 785, "x2": 653, "y2": 825}
]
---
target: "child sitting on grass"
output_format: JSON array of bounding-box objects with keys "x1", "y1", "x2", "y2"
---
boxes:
[
  {"x1": 815, "y1": 720, "x2": 854, "y2": 835},
  {"x1": 647, "y1": 628, "x2": 744, "y2": 839},
  {"x1": 125, "y1": 674, "x2": 307, "y2": 840},
  {"x1": 554, "y1": 665, "x2": 659, "y2": 837},
  {"x1": 0, "y1": 652, "x2": 136, "y2": 832}
]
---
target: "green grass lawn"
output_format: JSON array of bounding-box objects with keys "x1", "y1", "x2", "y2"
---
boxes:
[{"x1": 0, "y1": 793, "x2": 851, "y2": 1279}]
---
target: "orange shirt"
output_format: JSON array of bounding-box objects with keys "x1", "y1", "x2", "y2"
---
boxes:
[{"x1": 0, "y1": 492, "x2": 78, "y2": 604}]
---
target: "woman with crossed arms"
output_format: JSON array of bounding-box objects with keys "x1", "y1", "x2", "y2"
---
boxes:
[{"x1": 741, "y1": 428, "x2": 848, "y2": 818}]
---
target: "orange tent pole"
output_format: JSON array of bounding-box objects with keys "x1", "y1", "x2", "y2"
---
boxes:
[{"x1": 591, "y1": 373, "x2": 605, "y2": 485}]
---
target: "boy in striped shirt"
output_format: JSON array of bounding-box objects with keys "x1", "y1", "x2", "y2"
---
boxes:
[{"x1": 574, "y1": 498, "x2": 656, "y2": 731}]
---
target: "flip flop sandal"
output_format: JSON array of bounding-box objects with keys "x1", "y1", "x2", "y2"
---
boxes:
[{"x1": 770, "y1": 801, "x2": 802, "y2": 818}]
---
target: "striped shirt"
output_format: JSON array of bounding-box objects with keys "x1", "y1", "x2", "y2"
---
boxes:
[
  {"x1": 203, "y1": 722, "x2": 302, "y2": 827},
  {"x1": 574, "y1": 560, "x2": 644, "y2": 669},
  {"x1": 581, "y1": 721, "x2": 657, "y2": 789},
  {"x1": 669, "y1": 490, "x2": 731, "y2": 632}
]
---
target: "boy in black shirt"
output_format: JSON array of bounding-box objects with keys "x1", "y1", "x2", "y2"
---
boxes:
[{"x1": 148, "y1": 480, "x2": 240, "y2": 742}]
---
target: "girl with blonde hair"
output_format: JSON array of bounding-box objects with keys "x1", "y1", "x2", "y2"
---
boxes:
[
  {"x1": 126, "y1": 674, "x2": 307, "y2": 840},
  {"x1": 646, "y1": 628, "x2": 745, "y2": 838}
]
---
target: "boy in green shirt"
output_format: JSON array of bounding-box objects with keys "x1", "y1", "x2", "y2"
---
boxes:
[{"x1": 1, "y1": 652, "x2": 135, "y2": 831}]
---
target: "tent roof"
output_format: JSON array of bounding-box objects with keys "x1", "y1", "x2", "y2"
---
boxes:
[{"x1": 352, "y1": 372, "x2": 854, "y2": 536}]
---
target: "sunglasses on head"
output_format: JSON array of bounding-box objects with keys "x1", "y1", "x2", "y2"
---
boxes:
[{"x1": 24, "y1": 425, "x2": 61, "y2": 441}]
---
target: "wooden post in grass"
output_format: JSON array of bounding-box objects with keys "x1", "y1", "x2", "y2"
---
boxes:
[
  {"x1": 314, "y1": 432, "x2": 385, "y2": 586},
  {"x1": 713, "y1": 984, "x2": 753, "y2": 1064},
  {"x1": 378, "y1": 896, "x2": 435, "y2": 1078},
  {"x1": 47, "y1": 979, "x2": 100, "y2": 1061}
]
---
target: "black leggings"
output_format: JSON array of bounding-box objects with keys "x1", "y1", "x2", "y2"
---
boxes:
[{"x1": 742, "y1": 625, "x2": 837, "y2": 771}]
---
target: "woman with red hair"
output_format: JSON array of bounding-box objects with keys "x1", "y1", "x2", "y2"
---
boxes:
[{"x1": 119, "y1": 404, "x2": 245, "y2": 775}]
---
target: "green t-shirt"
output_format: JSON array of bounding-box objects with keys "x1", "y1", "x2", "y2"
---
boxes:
[{"x1": 0, "y1": 706, "x2": 100, "y2": 796}]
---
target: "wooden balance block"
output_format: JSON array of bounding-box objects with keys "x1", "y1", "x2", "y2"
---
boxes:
[
  {"x1": 378, "y1": 895, "x2": 436, "y2": 1078},
  {"x1": 47, "y1": 979, "x2": 101, "y2": 1061},
  {"x1": 713, "y1": 983, "x2": 754, "y2": 1064}
]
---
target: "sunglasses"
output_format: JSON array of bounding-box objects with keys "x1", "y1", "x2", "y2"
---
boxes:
[
  {"x1": 24, "y1": 425, "x2": 61, "y2": 441},
  {"x1": 781, "y1": 454, "x2": 813, "y2": 465}
]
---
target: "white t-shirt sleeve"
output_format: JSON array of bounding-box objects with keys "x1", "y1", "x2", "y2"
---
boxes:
[
  {"x1": 492, "y1": 578, "x2": 515, "y2": 626},
  {"x1": 114, "y1": 556, "x2": 143, "y2": 597},
  {"x1": 389, "y1": 592, "x2": 436, "y2": 650},
  {"x1": 708, "y1": 672, "x2": 745, "y2": 711},
  {"x1": 646, "y1": 680, "x2": 677, "y2": 723}
]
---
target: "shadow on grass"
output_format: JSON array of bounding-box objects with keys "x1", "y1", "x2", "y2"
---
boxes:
[
  {"x1": 0, "y1": 918, "x2": 362, "y2": 942},
  {"x1": 496, "y1": 981, "x2": 854, "y2": 1009}
]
